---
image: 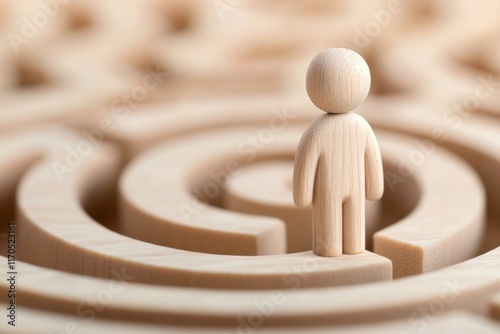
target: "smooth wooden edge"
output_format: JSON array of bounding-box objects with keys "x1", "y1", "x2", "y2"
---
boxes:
[
  {"x1": 1, "y1": 248, "x2": 500, "y2": 326},
  {"x1": 13, "y1": 127, "x2": 391, "y2": 289},
  {"x1": 2, "y1": 303, "x2": 499, "y2": 334},
  {"x1": 224, "y1": 160, "x2": 381, "y2": 253}
]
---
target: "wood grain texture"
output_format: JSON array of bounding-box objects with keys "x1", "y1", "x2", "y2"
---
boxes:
[
  {"x1": 374, "y1": 130, "x2": 485, "y2": 277},
  {"x1": 294, "y1": 48, "x2": 383, "y2": 257},
  {"x1": 306, "y1": 48, "x2": 371, "y2": 114},
  {"x1": 121, "y1": 121, "x2": 485, "y2": 275},
  {"x1": 119, "y1": 127, "x2": 288, "y2": 256},
  {"x1": 294, "y1": 113, "x2": 384, "y2": 256},
  {"x1": 224, "y1": 160, "x2": 380, "y2": 253},
  {"x1": 13, "y1": 128, "x2": 391, "y2": 290},
  {"x1": 360, "y1": 97, "x2": 500, "y2": 221},
  {"x1": 2, "y1": 247, "x2": 500, "y2": 326},
  {"x1": 10, "y1": 123, "x2": 484, "y2": 291},
  {"x1": 2, "y1": 305, "x2": 500, "y2": 334},
  {"x1": 2, "y1": 0, "x2": 500, "y2": 331}
]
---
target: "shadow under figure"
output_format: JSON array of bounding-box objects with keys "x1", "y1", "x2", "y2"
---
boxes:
[{"x1": 293, "y1": 48, "x2": 384, "y2": 257}]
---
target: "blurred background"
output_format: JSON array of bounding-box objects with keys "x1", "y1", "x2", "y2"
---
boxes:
[{"x1": 1, "y1": 0, "x2": 499, "y2": 132}]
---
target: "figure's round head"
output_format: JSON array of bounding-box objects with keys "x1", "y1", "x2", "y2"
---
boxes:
[{"x1": 306, "y1": 48, "x2": 371, "y2": 114}]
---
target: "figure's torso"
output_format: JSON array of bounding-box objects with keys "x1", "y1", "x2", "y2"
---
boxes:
[{"x1": 310, "y1": 112, "x2": 371, "y2": 199}]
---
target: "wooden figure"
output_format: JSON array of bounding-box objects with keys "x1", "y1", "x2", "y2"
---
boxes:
[{"x1": 293, "y1": 48, "x2": 384, "y2": 257}]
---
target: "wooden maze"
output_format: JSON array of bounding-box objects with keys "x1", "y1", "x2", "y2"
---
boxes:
[{"x1": 1, "y1": 0, "x2": 500, "y2": 332}]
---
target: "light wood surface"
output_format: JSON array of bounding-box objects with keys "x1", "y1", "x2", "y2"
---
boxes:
[
  {"x1": 119, "y1": 127, "x2": 288, "y2": 256},
  {"x1": 294, "y1": 48, "x2": 383, "y2": 257},
  {"x1": 2, "y1": 305, "x2": 500, "y2": 334},
  {"x1": 14, "y1": 127, "x2": 391, "y2": 289},
  {"x1": 1, "y1": 247, "x2": 500, "y2": 326},
  {"x1": 5, "y1": 97, "x2": 493, "y2": 327},
  {"x1": 0, "y1": 121, "x2": 488, "y2": 320},
  {"x1": 294, "y1": 112, "x2": 384, "y2": 256},
  {"x1": 305, "y1": 48, "x2": 371, "y2": 114},
  {"x1": 224, "y1": 160, "x2": 381, "y2": 253},
  {"x1": 373, "y1": 129, "x2": 485, "y2": 277},
  {"x1": 0, "y1": 101, "x2": 492, "y2": 326},
  {"x1": 491, "y1": 294, "x2": 500, "y2": 321},
  {"x1": 359, "y1": 97, "x2": 500, "y2": 221},
  {"x1": 2, "y1": 0, "x2": 500, "y2": 331}
]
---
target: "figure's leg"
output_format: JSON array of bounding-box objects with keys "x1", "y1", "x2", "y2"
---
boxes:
[
  {"x1": 343, "y1": 196, "x2": 365, "y2": 254},
  {"x1": 312, "y1": 198, "x2": 342, "y2": 257}
]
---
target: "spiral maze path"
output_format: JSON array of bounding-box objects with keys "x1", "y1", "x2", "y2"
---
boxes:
[{"x1": 1, "y1": 0, "x2": 500, "y2": 332}]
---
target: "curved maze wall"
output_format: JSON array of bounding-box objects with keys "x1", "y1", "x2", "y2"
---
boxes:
[{"x1": 1, "y1": 0, "x2": 500, "y2": 332}]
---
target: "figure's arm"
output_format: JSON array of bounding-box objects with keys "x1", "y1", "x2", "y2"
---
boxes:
[
  {"x1": 365, "y1": 127, "x2": 384, "y2": 201},
  {"x1": 293, "y1": 129, "x2": 320, "y2": 208}
]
